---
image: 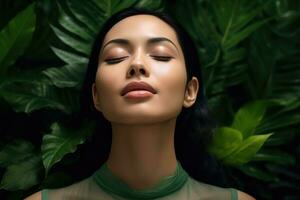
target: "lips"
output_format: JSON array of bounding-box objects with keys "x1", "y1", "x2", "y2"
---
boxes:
[{"x1": 121, "y1": 81, "x2": 157, "y2": 96}]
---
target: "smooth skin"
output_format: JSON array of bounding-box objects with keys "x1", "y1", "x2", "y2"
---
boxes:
[{"x1": 25, "y1": 15, "x2": 255, "y2": 200}]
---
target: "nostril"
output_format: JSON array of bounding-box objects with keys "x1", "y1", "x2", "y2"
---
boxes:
[
  {"x1": 130, "y1": 69, "x2": 135, "y2": 76},
  {"x1": 140, "y1": 68, "x2": 145, "y2": 74}
]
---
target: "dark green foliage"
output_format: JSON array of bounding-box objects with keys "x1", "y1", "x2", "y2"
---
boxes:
[{"x1": 0, "y1": 0, "x2": 299, "y2": 199}]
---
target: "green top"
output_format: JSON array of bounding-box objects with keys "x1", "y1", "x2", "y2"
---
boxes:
[
  {"x1": 41, "y1": 161, "x2": 238, "y2": 200},
  {"x1": 92, "y1": 161, "x2": 189, "y2": 199}
]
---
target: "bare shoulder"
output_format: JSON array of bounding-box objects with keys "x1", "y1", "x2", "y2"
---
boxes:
[
  {"x1": 237, "y1": 190, "x2": 256, "y2": 200},
  {"x1": 24, "y1": 191, "x2": 41, "y2": 200}
]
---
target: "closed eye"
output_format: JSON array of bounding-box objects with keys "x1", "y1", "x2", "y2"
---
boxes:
[
  {"x1": 151, "y1": 55, "x2": 173, "y2": 62},
  {"x1": 104, "y1": 56, "x2": 129, "y2": 64}
]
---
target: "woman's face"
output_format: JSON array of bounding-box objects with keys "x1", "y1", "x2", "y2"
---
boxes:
[{"x1": 92, "y1": 14, "x2": 198, "y2": 124}]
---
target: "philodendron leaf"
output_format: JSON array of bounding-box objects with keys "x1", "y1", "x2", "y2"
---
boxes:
[
  {"x1": 208, "y1": 127, "x2": 243, "y2": 160},
  {"x1": 0, "y1": 139, "x2": 34, "y2": 168},
  {"x1": 0, "y1": 155, "x2": 43, "y2": 191},
  {"x1": 223, "y1": 133, "x2": 273, "y2": 166},
  {"x1": 43, "y1": 63, "x2": 87, "y2": 89},
  {"x1": 0, "y1": 3, "x2": 36, "y2": 75},
  {"x1": 42, "y1": 121, "x2": 95, "y2": 175},
  {"x1": 231, "y1": 100, "x2": 268, "y2": 138}
]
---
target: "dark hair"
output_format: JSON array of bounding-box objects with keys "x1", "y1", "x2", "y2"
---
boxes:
[{"x1": 79, "y1": 7, "x2": 227, "y2": 186}]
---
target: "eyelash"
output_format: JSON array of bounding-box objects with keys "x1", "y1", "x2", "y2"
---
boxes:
[
  {"x1": 104, "y1": 55, "x2": 172, "y2": 64},
  {"x1": 151, "y1": 56, "x2": 172, "y2": 62},
  {"x1": 104, "y1": 56, "x2": 128, "y2": 64}
]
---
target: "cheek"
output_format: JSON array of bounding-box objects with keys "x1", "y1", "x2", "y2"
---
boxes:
[
  {"x1": 156, "y1": 61, "x2": 186, "y2": 93},
  {"x1": 94, "y1": 67, "x2": 121, "y2": 109},
  {"x1": 153, "y1": 60, "x2": 187, "y2": 109}
]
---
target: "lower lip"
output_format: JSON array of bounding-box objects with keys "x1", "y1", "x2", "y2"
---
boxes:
[{"x1": 123, "y1": 90, "x2": 154, "y2": 99}]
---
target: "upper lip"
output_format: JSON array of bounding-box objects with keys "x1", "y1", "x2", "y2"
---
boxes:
[{"x1": 121, "y1": 81, "x2": 157, "y2": 96}]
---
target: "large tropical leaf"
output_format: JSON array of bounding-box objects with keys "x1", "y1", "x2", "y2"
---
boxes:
[
  {"x1": 0, "y1": 155, "x2": 42, "y2": 191},
  {"x1": 231, "y1": 100, "x2": 268, "y2": 138},
  {"x1": 43, "y1": 63, "x2": 87, "y2": 89},
  {"x1": 51, "y1": 0, "x2": 138, "y2": 57},
  {"x1": 256, "y1": 98, "x2": 300, "y2": 133},
  {"x1": 208, "y1": 126, "x2": 272, "y2": 166},
  {"x1": 238, "y1": 164, "x2": 278, "y2": 182},
  {"x1": 170, "y1": 0, "x2": 270, "y2": 98},
  {"x1": 0, "y1": 140, "x2": 34, "y2": 168},
  {"x1": 41, "y1": 121, "x2": 95, "y2": 175},
  {"x1": 0, "y1": 3, "x2": 36, "y2": 75},
  {"x1": 252, "y1": 149, "x2": 295, "y2": 166},
  {"x1": 223, "y1": 133, "x2": 272, "y2": 165},
  {"x1": 47, "y1": 0, "x2": 140, "y2": 93},
  {"x1": 0, "y1": 75, "x2": 78, "y2": 114},
  {"x1": 208, "y1": 127, "x2": 243, "y2": 160},
  {"x1": 0, "y1": 139, "x2": 43, "y2": 191}
]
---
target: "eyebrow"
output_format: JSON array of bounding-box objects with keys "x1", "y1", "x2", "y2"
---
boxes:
[{"x1": 102, "y1": 37, "x2": 179, "y2": 53}]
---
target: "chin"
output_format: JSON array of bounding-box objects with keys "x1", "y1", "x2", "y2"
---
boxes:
[{"x1": 107, "y1": 112, "x2": 180, "y2": 125}]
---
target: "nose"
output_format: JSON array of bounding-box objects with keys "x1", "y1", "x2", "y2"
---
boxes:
[{"x1": 126, "y1": 52, "x2": 149, "y2": 78}]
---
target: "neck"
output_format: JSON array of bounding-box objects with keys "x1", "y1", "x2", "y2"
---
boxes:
[{"x1": 105, "y1": 119, "x2": 178, "y2": 190}]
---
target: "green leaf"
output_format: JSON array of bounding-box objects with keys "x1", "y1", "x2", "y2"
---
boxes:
[
  {"x1": 208, "y1": 127, "x2": 243, "y2": 160},
  {"x1": 0, "y1": 155, "x2": 43, "y2": 191},
  {"x1": 43, "y1": 63, "x2": 87, "y2": 89},
  {"x1": 224, "y1": 133, "x2": 273, "y2": 166},
  {"x1": 41, "y1": 121, "x2": 95, "y2": 175},
  {"x1": 238, "y1": 164, "x2": 278, "y2": 182},
  {"x1": 231, "y1": 100, "x2": 268, "y2": 138},
  {"x1": 257, "y1": 98, "x2": 300, "y2": 133},
  {"x1": 252, "y1": 149, "x2": 296, "y2": 166},
  {"x1": 230, "y1": 1, "x2": 271, "y2": 32},
  {"x1": 0, "y1": 3, "x2": 36, "y2": 75},
  {"x1": 66, "y1": 0, "x2": 107, "y2": 33},
  {"x1": 265, "y1": 164, "x2": 300, "y2": 182},
  {"x1": 51, "y1": 46, "x2": 88, "y2": 65},
  {"x1": 0, "y1": 139, "x2": 34, "y2": 168},
  {"x1": 0, "y1": 76, "x2": 77, "y2": 114},
  {"x1": 222, "y1": 48, "x2": 246, "y2": 66},
  {"x1": 0, "y1": 139, "x2": 42, "y2": 191},
  {"x1": 264, "y1": 130, "x2": 295, "y2": 146},
  {"x1": 134, "y1": 0, "x2": 164, "y2": 11},
  {"x1": 50, "y1": 24, "x2": 91, "y2": 55},
  {"x1": 223, "y1": 18, "x2": 270, "y2": 50},
  {"x1": 57, "y1": 2, "x2": 94, "y2": 42},
  {"x1": 53, "y1": 0, "x2": 138, "y2": 58}
]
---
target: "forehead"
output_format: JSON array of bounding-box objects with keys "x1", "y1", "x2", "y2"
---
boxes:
[{"x1": 102, "y1": 14, "x2": 180, "y2": 46}]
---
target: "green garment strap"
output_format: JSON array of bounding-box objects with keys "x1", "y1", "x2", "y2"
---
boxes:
[
  {"x1": 41, "y1": 189, "x2": 48, "y2": 200},
  {"x1": 230, "y1": 188, "x2": 238, "y2": 200},
  {"x1": 92, "y1": 161, "x2": 189, "y2": 200}
]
